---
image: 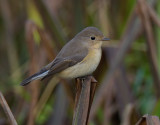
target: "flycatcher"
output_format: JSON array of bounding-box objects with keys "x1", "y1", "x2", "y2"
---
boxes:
[{"x1": 20, "y1": 27, "x2": 110, "y2": 86}]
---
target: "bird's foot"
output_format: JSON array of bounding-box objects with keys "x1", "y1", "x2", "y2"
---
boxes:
[{"x1": 77, "y1": 75, "x2": 92, "y2": 82}]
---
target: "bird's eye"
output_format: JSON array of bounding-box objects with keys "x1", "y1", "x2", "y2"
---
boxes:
[{"x1": 91, "y1": 36, "x2": 95, "y2": 40}]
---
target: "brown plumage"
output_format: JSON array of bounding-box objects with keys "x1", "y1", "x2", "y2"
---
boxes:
[{"x1": 20, "y1": 27, "x2": 110, "y2": 86}]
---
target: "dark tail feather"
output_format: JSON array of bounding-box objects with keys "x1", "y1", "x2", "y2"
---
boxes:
[{"x1": 20, "y1": 69, "x2": 49, "y2": 86}]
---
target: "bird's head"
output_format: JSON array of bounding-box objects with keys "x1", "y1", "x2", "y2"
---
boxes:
[{"x1": 75, "y1": 27, "x2": 110, "y2": 49}]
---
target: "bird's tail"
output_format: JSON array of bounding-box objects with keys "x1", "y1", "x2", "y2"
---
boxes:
[{"x1": 20, "y1": 69, "x2": 49, "y2": 86}]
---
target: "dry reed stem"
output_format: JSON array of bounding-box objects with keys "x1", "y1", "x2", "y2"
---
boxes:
[
  {"x1": 146, "y1": 3, "x2": 160, "y2": 27},
  {"x1": 136, "y1": 114, "x2": 160, "y2": 125},
  {"x1": 72, "y1": 76, "x2": 97, "y2": 125},
  {"x1": 137, "y1": 0, "x2": 160, "y2": 97},
  {"x1": 25, "y1": 20, "x2": 40, "y2": 125},
  {"x1": 0, "y1": 91, "x2": 18, "y2": 125}
]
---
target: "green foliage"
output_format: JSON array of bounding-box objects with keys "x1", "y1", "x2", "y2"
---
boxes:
[{"x1": 153, "y1": 100, "x2": 160, "y2": 117}]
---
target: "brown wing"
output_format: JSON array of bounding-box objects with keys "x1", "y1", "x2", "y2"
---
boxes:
[{"x1": 43, "y1": 54, "x2": 86, "y2": 78}]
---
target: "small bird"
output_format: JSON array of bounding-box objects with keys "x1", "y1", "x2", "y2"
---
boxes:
[{"x1": 20, "y1": 27, "x2": 110, "y2": 86}]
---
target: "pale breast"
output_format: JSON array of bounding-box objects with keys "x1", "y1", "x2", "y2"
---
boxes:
[{"x1": 59, "y1": 48, "x2": 102, "y2": 78}]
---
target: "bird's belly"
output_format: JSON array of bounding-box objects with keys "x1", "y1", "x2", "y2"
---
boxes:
[{"x1": 59, "y1": 49, "x2": 102, "y2": 78}]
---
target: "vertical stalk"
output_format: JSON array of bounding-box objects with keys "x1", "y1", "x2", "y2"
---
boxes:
[
  {"x1": 72, "y1": 76, "x2": 97, "y2": 125},
  {"x1": 0, "y1": 91, "x2": 18, "y2": 125},
  {"x1": 156, "y1": 1, "x2": 160, "y2": 74}
]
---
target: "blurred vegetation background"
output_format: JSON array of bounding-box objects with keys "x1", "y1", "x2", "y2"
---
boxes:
[{"x1": 0, "y1": 0, "x2": 160, "y2": 125}]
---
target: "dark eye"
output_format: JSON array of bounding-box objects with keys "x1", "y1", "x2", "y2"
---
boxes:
[{"x1": 91, "y1": 36, "x2": 95, "y2": 40}]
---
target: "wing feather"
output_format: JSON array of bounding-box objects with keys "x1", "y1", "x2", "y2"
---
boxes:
[{"x1": 43, "y1": 54, "x2": 87, "y2": 78}]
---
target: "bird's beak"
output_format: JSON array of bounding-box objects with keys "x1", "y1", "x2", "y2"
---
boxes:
[{"x1": 102, "y1": 37, "x2": 110, "y2": 41}]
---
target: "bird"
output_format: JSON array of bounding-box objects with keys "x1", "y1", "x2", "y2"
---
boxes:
[{"x1": 20, "y1": 27, "x2": 110, "y2": 86}]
